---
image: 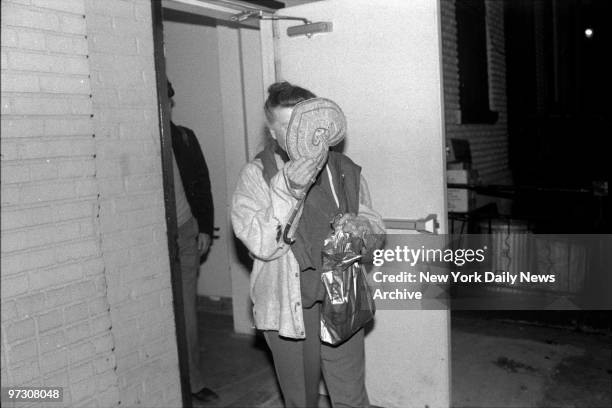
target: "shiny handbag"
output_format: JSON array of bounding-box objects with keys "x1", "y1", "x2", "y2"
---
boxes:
[{"x1": 320, "y1": 220, "x2": 376, "y2": 345}]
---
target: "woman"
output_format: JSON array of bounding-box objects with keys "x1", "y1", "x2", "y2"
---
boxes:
[{"x1": 231, "y1": 81, "x2": 384, "y2": 408}]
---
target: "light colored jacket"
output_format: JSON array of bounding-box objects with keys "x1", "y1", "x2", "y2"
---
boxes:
[{"x1": 231, "y1": 153, "x2": 384, "y2": 339}]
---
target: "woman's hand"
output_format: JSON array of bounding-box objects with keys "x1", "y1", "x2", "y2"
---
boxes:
[
  {"x1": 336, "y1": 213, "x2": 374, "y2": 237},
  {"x1": 285, "y1": 157, "x2": 321, "y2": 190}
]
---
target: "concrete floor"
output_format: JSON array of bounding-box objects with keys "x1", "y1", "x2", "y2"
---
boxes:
[{"x1": 194, "y1": 309, "x2": 611, "y2": 408}]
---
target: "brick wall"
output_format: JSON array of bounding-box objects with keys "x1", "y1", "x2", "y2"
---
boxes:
[
  {"x1": 1, "y1": 0, "x2": 182, "y2": 407},
  {"x1": 1, "y1": 0, "x2": 119, "y2": 406},
  {"x1": 84, "y1": 0, "x2": 181, "y2": 406},
  {"x1": 441, "y1": 0, "x2": 512, "y2": 186}
]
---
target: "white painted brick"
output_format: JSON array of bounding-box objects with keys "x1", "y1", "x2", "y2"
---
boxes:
[
  {"x1": 124, "y1": 174, "x2": 161, "y2": 194},
  {"x1": 2, "y1": 96, "x2": 13, "y2": 115},
  {"x1": 57, "y1": 159, "x2": 95, "y2": 179},
  {"x1": 1, "y1": 206, "x2": 51, "y2": 231},
  {"x1": 14, "y1": 292, "x2": 45, "y2": 318},
  {"x1": 44, "y1": 369, "x2": 70, "y2": 388},
  {"x1": 1, "y1": 118, "x2": 45, "y2": 138},
  {"x1": 20, "y1": 181, "x2": 75, "y2": 203},
  {"x1": 60, "y1": 14, "x2": 87, "y2": 35},
  {"x1": 23, "y1": 222, "x2": 82, "y2": 249},
  {"x1": 90, "y1": 33, "x2": 137, "y2": 55},
  {"x1": 39, "y1": 330, "x2": 67, "y2": 353},
  {"x1": 133, "y1": 2, "x2": 152, "y2": 22},
  {"x1": 1, "y1": 51, "x2": 8, "y2": 68},
  {"x1": 135, "y1": 37, "x2": 153, "y2": 56},
  {"x1": 30, "y1": 263, "x2": 82, "y2": 291},
  {"x1": 18, "y1": 30, "x2": 46, "y2": 51},
  {"x1": 40, "y1": 348, "x2": 68, "y2": 374},
  {"x1": 38, "y1": 309, "x2": 63, "y2": 333},
  {"x1": 75, "y1": 179, "x2": 98, "y2": 197},
  {"x1": 44, "y1": 117, "x2": 93, "y2": 136},
  {"x1": 5, "y1": 318, "x2": 35, "y2": 343},
  {"x1": 88, "y1": 297, "x2": 109, "y2": 317},
  {"x1": 39, "y1": 75, "x2": 90, "y2": 93},
  {"x1": 1, "y1": 27, "x2": 19, "y2": 47},
  {"x1": 96, "y1": 384, "x2": 120, "y2": 406},
  {"x1": 85, "y1": 13, "x2": 113, "y2": 33},
  {"x1": 114, "y1": 350, "x2": 139, "y2": 372},
  {"x1": 64, "y1": 301, "x2": 89, "y2": 324},
  {"x1": 65, "y1": 321, "x2": 91, "y2": 344},
  {"x1": 12, "y1": 96, "x2": 74, "y2": 115},
  {"x1": 44, "y1": 285, "x2": 71, "y2": 309},
  {"x1": 92, "y1": 334, "x2": 113, "y2": 354},
  {"x1": 2, "y1": 300, "x2": 19, "y2": 321},
  {"x1": 70, "y1": 361, "x2": 94, "y2": 383},
  {"x1": 32, "y1": 0, "x2": 85, "y2": 14},
  {"x1": 56, "y1": 201, "x2": 95, "y2": 222},
  {"x1": 93, "y1": 353, "x2": 115, "y2": 375},
  {"x1": 82, "y1": 257, "x2": 105, "y2": 277},
  {"x1": 1, "y1": 230, "x2": 26, "y2": 253},
  {"x1": 0, "y1": 138, "x2": 20, "y2": 160},
  {"x1": 75, "y1": 220, "x2": 97, "y2": 240},
  {"x1": 91, "y1": 315, "x2": 111, "y2": 335},
  {"x1": 1, "y1": 185, "x2": 21, "y2": 206},
  {"x1": 87, "y1": 0, "x2": 134, "y2": 19},
  {"x1": 1, "y1": 163, "x2": 30, "y2": 184},
  {"x1": 10, "y1": 358, "x2": 40, "y2": 383},
  {"x1": 120, "y1": 384, "x2": 142, "y2": 407},
  {"x1": 90, "y1": 88, "x2": 119, "y2": 107},
  {"x1": 1, "y1": 4, "x2": 60, "y2": 30},
  {"x1": 68, "y1": 341, "x2": 95, "y2": 365},
  {"x1": 56, "y1": 240, "x2": 98, "y2": 263},
  {"x1": 29, "y1": 161, "x2": 59, "y2": 181},
  {"x1": 1, "y1": 72, "x2": 40, "y2": 92},
  {"x1": 111, "y1": 17, "x2": 151, "y2": 38},
  {"x1": 46, "y1": 34, "x2": 88, "y2": 55},
  {"x1": 8, "y1": 340, "x2": 38, "y2": 363},
  {"x1": 70, "y1": 280, "x2": 97, "y2": 302},
  {"x1": 20, "y1": 138, "x2": 94, "y2": 159},
  {"x1": 70, "y1": 376, "x2": 96, "y2": 402},
  {"x1": 0, "y1": 274, "x2": 29, "y2": 298},
  {"x1": 8, "y1": 52, "x2": 89, "y2": 75}
]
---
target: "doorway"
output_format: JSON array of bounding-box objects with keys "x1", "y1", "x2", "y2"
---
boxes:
[{"x1": 151, "y1": 1, "x2": 275, "y2": 405}]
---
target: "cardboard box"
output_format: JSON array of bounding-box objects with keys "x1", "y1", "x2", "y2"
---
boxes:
[
  {"x1": 447, "y1": 169, "x2": 470, "y2": 184},
  {"x1": 447, "y1": 188, "x2": 475, "y2": 213}
]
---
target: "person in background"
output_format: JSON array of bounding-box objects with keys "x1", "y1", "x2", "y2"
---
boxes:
[
  {"x1": 231, "y1": 81, "x2": 385, "y2": 408},
  {"x1": 167, "y1": 80, "x2": 218, "y2": 403}
]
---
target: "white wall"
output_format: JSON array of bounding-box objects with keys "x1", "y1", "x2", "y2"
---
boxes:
[
  {"x1": 163, "y1": 15, "x2": 232, "y2": 298},
  {"x1": 163, "y1": 14, "x2": 264, "y2": 301}
]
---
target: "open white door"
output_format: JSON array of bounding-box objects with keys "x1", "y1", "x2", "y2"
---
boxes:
[{"x1": 260, "y1": 1, "x2": 450, "y2": 407}]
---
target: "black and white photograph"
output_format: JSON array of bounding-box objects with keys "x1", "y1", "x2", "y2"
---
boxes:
[{"x1": 1, "y1": 0, "x2": 610, "y2": 407}]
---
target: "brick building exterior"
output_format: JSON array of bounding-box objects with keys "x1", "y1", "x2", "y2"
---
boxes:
[
  {"x1": 441, "y1": 0, "x2": 512, "y2": 186},
  {"x1": 1, "y1": 0, "x2": 181, "y2": 406}
]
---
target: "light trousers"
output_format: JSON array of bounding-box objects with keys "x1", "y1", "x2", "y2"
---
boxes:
[{"x1": 177, "y1": 216, "x2": 205, "y2": 393}]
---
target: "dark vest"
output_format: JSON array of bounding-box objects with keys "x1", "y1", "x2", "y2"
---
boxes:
[{"x1": 256, "y1": 143, "x2": 361, "y2": 307}]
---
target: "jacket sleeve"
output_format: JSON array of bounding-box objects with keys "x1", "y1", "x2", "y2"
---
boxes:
[
  {"x1": 182, "y1": 127, "x2": 215, "y2": 236},
  {"x1": 231, "y1": 160, "x2": 302, "y2": 261}
]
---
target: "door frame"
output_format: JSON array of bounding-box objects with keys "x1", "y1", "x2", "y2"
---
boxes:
[{"x1": 151, "y1": 2, "x2": 193, "y2": 406}]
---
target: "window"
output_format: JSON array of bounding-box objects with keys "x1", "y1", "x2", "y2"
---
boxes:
[{"x1": 456, "y1": 0, "x2": 498, "y2": 124}]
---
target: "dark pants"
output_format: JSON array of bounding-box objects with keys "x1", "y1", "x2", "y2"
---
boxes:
[
  {"x1": 264, "y1": 303, "x2": 369, "y2": 408},
  {"x1": 177, "y1": 217, "x2": 204, "y2": 393}
]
